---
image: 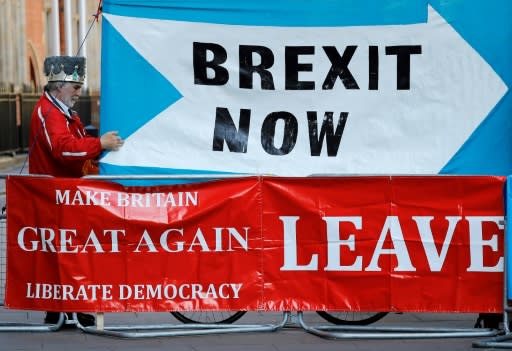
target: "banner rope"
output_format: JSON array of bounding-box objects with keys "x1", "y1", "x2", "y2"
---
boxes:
[{"x1": 75, "y1": 0, "x2": 103, "y2": 57}]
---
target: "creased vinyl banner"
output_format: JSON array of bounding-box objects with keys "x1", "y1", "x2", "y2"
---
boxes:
[
  {"x1": 99, "y1": 0, "x2": 511, "y2": 176},
  {"x1": 6, "y1": 175, "x2": 505, "y2": 312}
]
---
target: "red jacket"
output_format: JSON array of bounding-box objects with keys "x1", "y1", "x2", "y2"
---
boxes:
[{"x1": 29, "y1": 92, "x2": 102, "y2": 178}]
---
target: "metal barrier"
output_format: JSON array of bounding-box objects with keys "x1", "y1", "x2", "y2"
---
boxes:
[
  {"x1": 0, "y1": 173, "x2": 291, "y2": 337},
  {"x1": 298, "y1": 312, "x2": 499, "y2": 340},
  {"x1": 296, "y1": 211, "x2": 503, "y2": 341},
  {"x1": 294, "y1": 175, "x2": 502, "y2": 341},
  {"x1": 75, "y1": 311, "x2": 291, "y2": 338},
  {"x1": 0, "y1": 215, "x2": 65, "y2": 331},
  {"x1": 0, "y1": 173, "x2": 506, "y2": 341},
  {"x1": 472, "y1": 219, "x2": 512, "y2": 348},
  {"x1": 78, "y1": 174, "x2": 291, "y2": 337}
]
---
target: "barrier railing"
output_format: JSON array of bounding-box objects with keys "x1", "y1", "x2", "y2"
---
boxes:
[
  {"x1": 1, "y1": 212, "x2": 289, "y2": 335},
  {"x1": 0, "y1": 173, "x2": 505, "y2": 341},
  {"x1": 472, "y1": 179, "x2": 512, "y2": 348},
  {"x1": 80, "y1": 174, "x2": 293, "y2": 337},
  {"x1": 75, "y1": 311, "x2": 291, "y2": 338},
  {"x1": 0, "y1": 173, "x2": 292, "y2": 337},
  {"x1": 0, "y1": 215, "x2": 65, "y2": 331},
  {"x1": 298, "y1": 312, "x2": 498, "y2": 340}
]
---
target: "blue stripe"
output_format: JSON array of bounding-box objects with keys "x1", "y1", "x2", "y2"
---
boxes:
[
  {"x1": 434, "y1": 0, "x2": 512, "y2": 175},
  {"x1": 100, "y1": 18, "x2": 182, "y2": 140},
  {"x1": 99, "y1": 162, "x2": 239, "y2": 185},
  {"x1": 103, "y1": 0, "x2": 427, "y2": 26}
]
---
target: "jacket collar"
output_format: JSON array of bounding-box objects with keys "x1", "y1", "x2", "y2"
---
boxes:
[{"x1": 45, "y1": 91, "x2": 73, "y2": 119}]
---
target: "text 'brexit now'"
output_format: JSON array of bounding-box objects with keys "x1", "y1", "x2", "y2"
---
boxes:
[{"x1": 193, "y1": 42, "x2": 422, "y2": 157}]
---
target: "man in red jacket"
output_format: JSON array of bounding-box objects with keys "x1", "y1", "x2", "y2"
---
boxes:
[
  {"x1": 29, "y1": 56, "x2": 124, "y2": 327},
  {"x1": 29, "y1": 56, "x2": 122, "y2": 177}
]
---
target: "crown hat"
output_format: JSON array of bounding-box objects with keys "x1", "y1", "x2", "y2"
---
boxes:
[{"x1": 44, "y1": 56, "x2": 86, "y2": 83}]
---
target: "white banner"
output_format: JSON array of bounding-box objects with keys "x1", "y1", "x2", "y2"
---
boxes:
[{"x1": 100, "y1": 1, "x2": 510, "y2": 176}]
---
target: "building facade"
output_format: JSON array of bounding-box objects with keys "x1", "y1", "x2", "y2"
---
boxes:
[{"x1": 0, "y1": 0, "x2": 102, "y2": 93}]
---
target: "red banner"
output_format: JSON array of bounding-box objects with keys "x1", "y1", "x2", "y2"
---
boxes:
[{"x1": 5, "y1": 175, "x2": 506, "y2": 313}]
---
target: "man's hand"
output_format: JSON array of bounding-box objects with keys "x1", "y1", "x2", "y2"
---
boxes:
[{"x1": 100, "y1": 131, "x2": 124, "y2": 151}]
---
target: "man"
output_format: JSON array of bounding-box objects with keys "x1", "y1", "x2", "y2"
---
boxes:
[
  {"x1": 29, "y1": 56, "x2": 122, "y2": 177},
  {"x1": 29, "y1": 56, "x2": 124, "y2": 327}
]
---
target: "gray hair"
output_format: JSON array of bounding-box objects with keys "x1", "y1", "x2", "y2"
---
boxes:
[{"x1": 44, "y1": 81, "x2": 65, "y2": 92}]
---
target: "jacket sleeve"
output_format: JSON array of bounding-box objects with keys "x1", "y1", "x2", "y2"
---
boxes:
[{"x1": 40, "y1": 107, "x2": 102, "y2": 163}]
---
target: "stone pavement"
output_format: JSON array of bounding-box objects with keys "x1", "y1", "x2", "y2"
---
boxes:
[
  {"x1": 0, "y1": 154, "x2": 27, "y2": 172},
  {"x1": 0, "y1": 308, "x2": 494, "y2": 351}
]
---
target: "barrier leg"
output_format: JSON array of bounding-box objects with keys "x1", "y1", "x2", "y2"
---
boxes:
[
  {"x1": 0, "y1": 311, "x2": 65, "y2": 332},
  {"x1": 0, "y1": 216, "x2": 66, "y2": 332},
  {"x1": 297, "y1": 312, "x2": 499, "y2": 340},
  {"x1": 473, "y1": 218, "x2": 512, "y2": 348},
  {"x1": 472, "y1": 308, "x2": 512, "y2": 348},
  {"x1": 96, "y1": 312, "x2": 104, "y2": 330},
  {"x1": 75, "y1": 311, "x2": 291, "y2": 338},
  {"x1": 473, "y1": 334, "x2": 512, "y2": 349}
]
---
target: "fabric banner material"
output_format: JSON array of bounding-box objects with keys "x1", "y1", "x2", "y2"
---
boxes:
[
  {"x1": 5, "y1": 175, "x2": 505, "y2": 312},
  {"x1": 99, "y1": 0, "x2": 511, "y2": 176}
]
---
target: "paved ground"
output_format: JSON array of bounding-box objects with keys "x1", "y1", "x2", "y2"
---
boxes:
[{"x1": 0, "y1": 155, "x2": 505, "y2": 350}]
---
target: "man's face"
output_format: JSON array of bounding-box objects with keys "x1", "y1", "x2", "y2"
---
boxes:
[{"x1": 56, "y1": 82, "x2": 82, "y2": 108}]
